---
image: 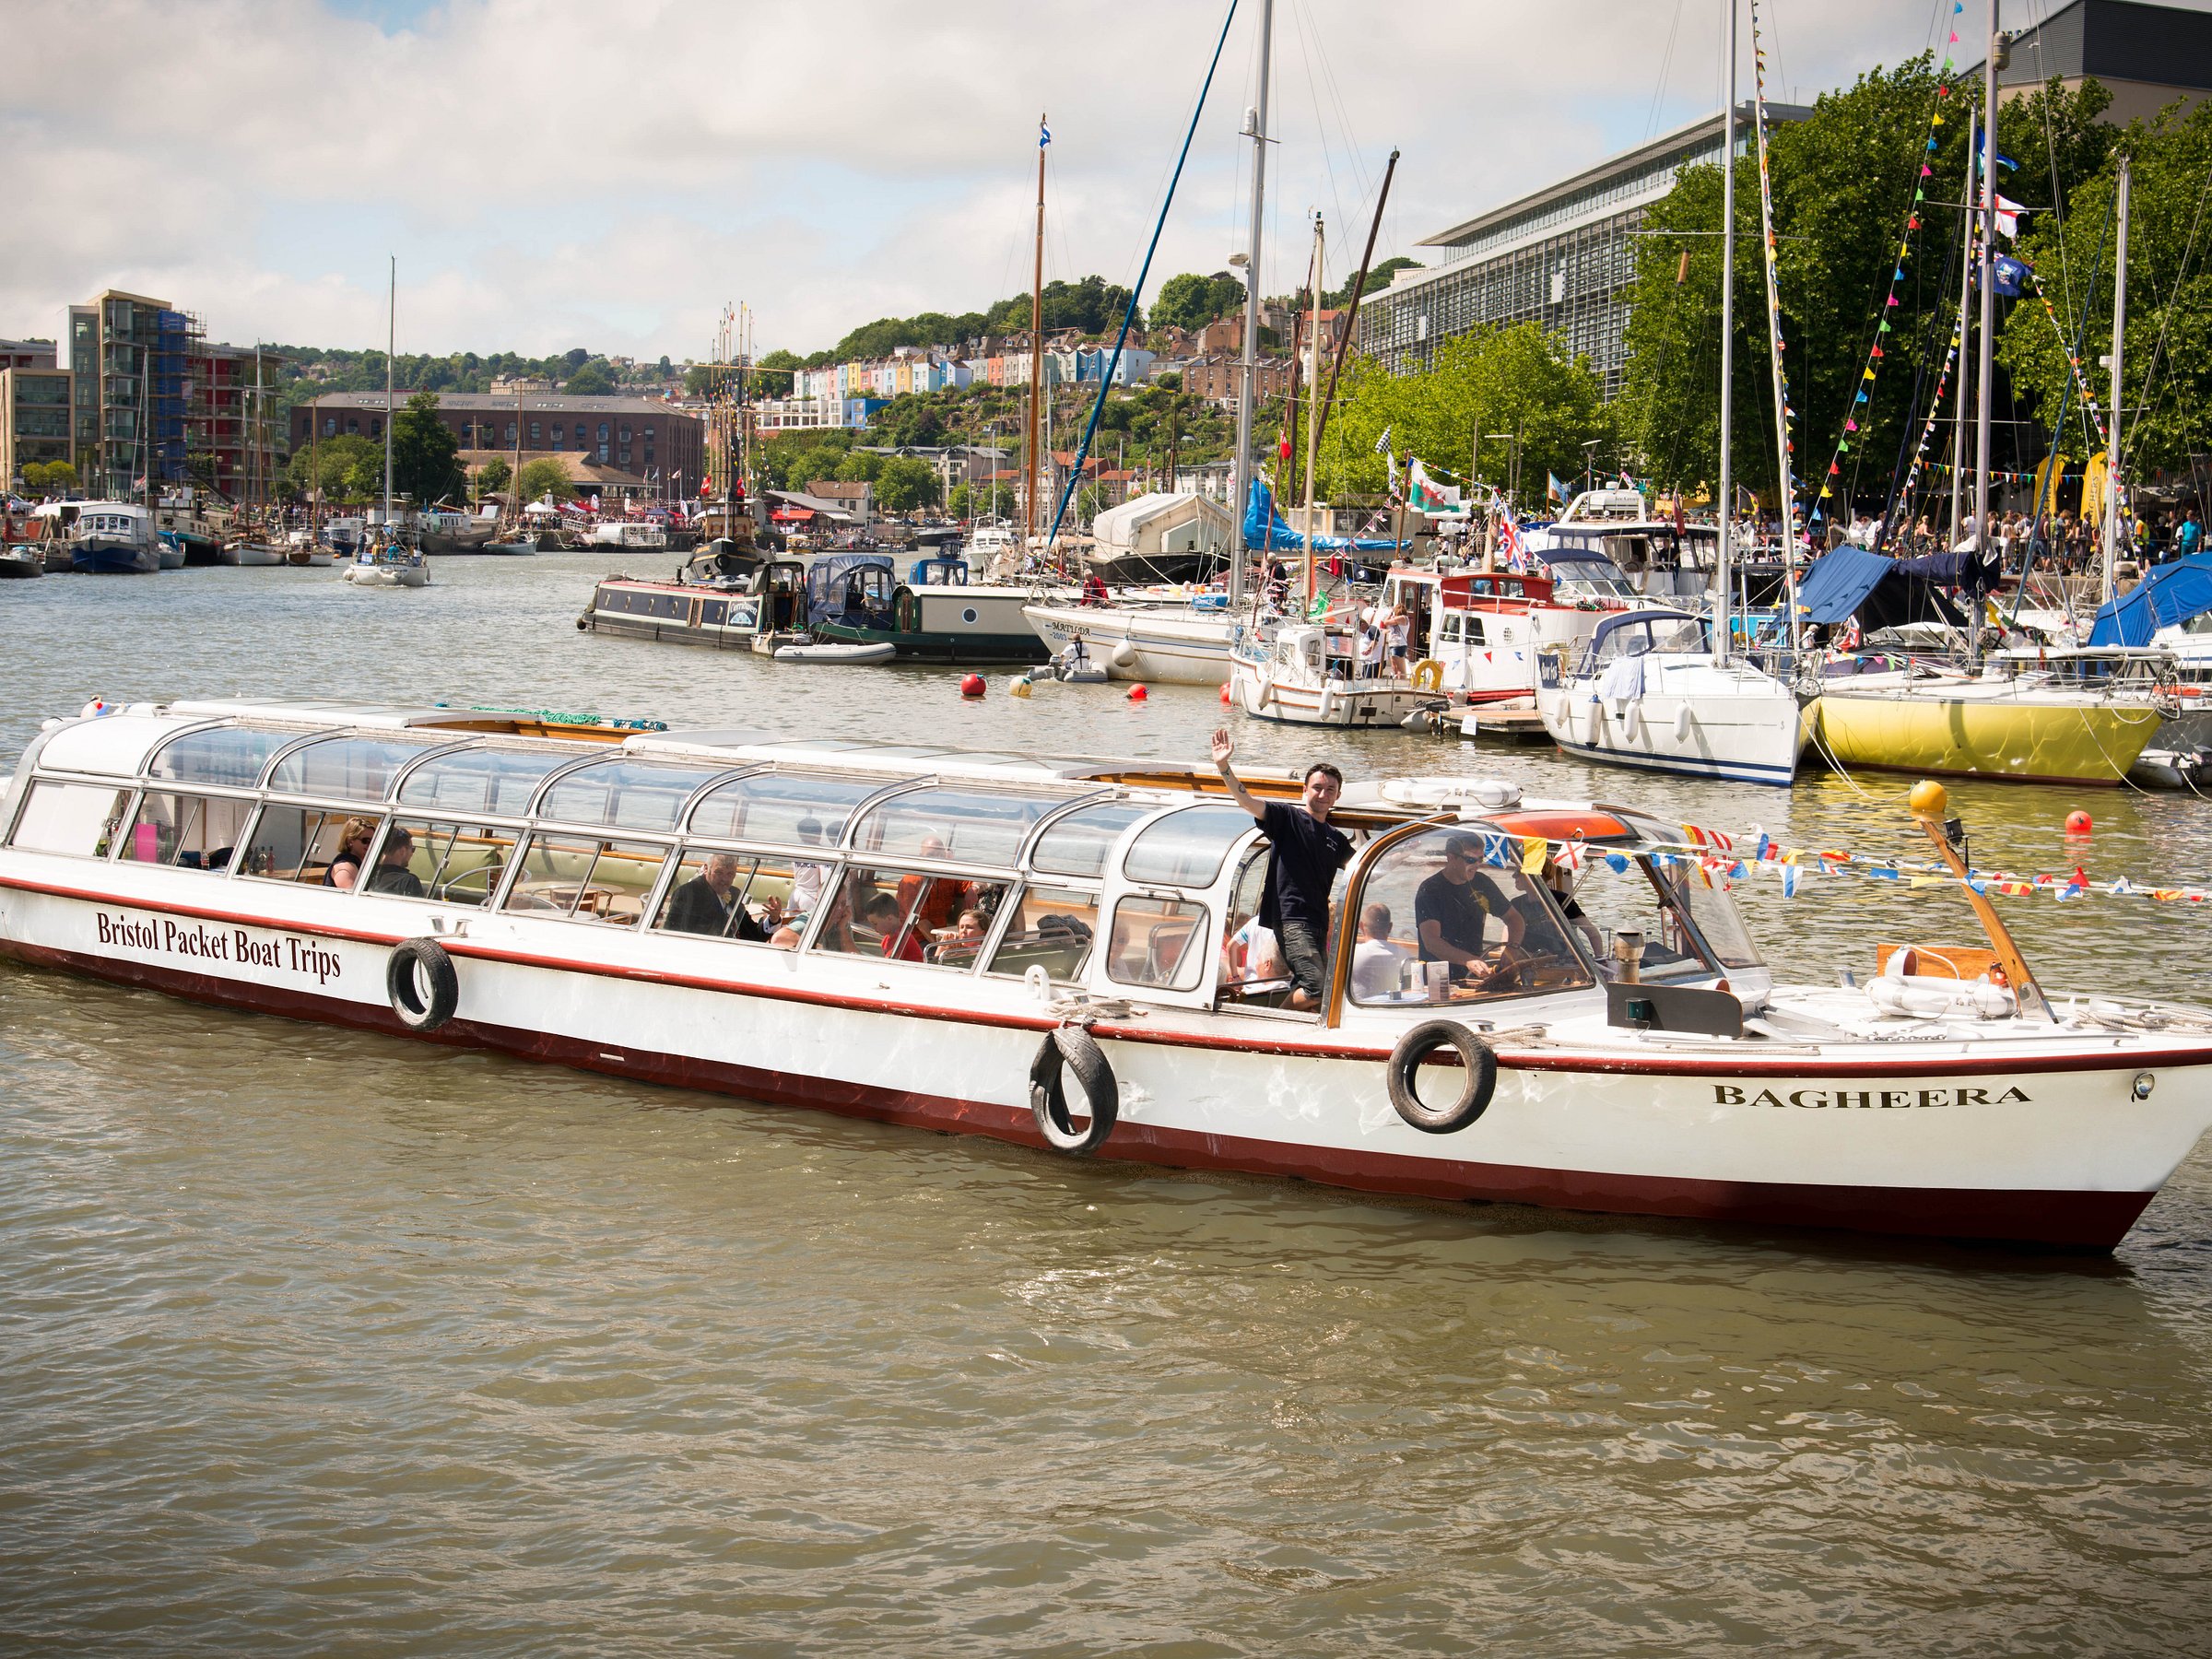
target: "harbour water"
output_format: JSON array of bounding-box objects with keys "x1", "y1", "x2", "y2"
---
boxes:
[{"x1": 6, "y1": 557, "x2": 2212, "y2": 1653}]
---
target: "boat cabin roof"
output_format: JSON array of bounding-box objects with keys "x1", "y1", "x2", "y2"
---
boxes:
[{"x1": 17, "y1": 700, "x2": 1676, "y2": 880}]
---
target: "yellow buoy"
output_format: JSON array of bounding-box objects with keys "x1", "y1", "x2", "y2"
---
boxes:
[{"x1": 1907, "y1": 779, "x2": 1947, "y2": 820}]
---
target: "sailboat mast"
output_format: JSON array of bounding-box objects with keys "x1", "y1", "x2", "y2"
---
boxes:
[
  {"x1": 1713, "y1": 4, "x2": 1735, "y2": 668},
  {"x1": 1301, "y1": 213, "x2": 1324, "y2": 609},
  {"x1": 1950, "y1": 112, "x2": 1978, "y2": 547},
  {"x1": 1748, "y1": 0, "x2": 1795, "y2": 653},
  {"x1": 1229, "y1": 0, "x2": 1273, "y2": 606},
  {"x1": 2101, "y1": 152, "x2": 2130, "y2": 600},
  {"x1": 382, "y1": 255, "x2": 395, "y2": 533},
  {"x1": 1025, "y1": 114, "x2": 1046, "y2": 554},
  {"x1": 1971, "y1": 0, "x2": 1999, "y2": 661}
]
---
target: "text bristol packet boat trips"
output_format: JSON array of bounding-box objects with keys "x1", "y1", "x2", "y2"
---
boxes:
[{"x1": 3, "y1": 696, "x2": 2210, "y2": 1251}]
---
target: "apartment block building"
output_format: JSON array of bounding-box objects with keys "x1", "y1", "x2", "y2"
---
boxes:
[
  {"x1": 293, "y1": 393, "x2": 705, "y2": 496},
  {"x1": 2, "y1": 365, "x2": 75, "y2": 487}
]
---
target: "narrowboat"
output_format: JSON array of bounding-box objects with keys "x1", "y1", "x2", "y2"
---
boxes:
[
  {"x1": 5, "y1": 696, "x2": 2211, "y2": 1250},
  {"x1": 811, "y1": 555, "x2": 1060, "y2": 664}
]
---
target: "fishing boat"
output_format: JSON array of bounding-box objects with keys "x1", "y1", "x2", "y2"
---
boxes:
[
  {"x1": 66, "y1": 502, "x2": 160, "y2": 574},
  {"x1": 4, "y1": 697, "x2": 2211, "y2": 1251}
]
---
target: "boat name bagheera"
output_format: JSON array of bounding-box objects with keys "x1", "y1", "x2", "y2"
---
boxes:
[{"x1": 1715, "y1": 1083, "x2": 2032, "y2": 1108}]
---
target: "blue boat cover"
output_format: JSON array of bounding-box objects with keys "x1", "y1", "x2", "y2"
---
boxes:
[
  {"x1": 2088, "y1": 553, "x2": 2212, "y2": 646},
  {"x1": 1794, "y1": 547, "x2": 1895, "y2": 624},
  {"x1": 805, "y1": 550, "x2": 893, "y2": 616},
  {"x1": 1242, "y1": 479, "x2": 1405, "y2": 553}
]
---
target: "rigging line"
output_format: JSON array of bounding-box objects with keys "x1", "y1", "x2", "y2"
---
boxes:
[
  {"x1": 1046, "y1": 0, "x2": 1240, "y2": 550},
  {"x1": 1286, "y1": 0, "x2": 1350, "y2": 241},
  {"x1": 2126, "y1": 155, "x2": 2212, "y2": 458},
  {"x1": 2019, "y1": 0, "x2": 2083, "y2": 331},
  {"x1": 1643, "y1": 0, "x2": 1688, "y2": 144},
  {"x1": 1297, "y1": 0, "x2": 1372, "y2": 206}
]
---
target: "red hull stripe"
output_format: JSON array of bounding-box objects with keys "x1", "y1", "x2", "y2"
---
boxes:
[
  {"x1": 0, "y1": 936, "x2": 2158, "y2": 1249},
  {"x1": 8, "y1": 872, "x2": 2212, "y2": 1078}
]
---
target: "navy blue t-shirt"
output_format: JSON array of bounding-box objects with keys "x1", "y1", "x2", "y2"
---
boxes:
[{"x1": 1258, "y1": 800, "x2": 1352, "y2": 934}]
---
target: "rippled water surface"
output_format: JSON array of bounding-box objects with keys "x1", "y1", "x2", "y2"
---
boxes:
[{"x1": 5, "y1": 556, "x2": 2212, "y2": 1655}]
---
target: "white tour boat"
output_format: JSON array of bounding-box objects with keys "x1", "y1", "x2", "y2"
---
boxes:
[
  {"x1": 588, "y1": 521, "x2": 670, "y2": 551},
  {"x1": 3, "y1": 697, "x2": 2210, "y2": 1251}
]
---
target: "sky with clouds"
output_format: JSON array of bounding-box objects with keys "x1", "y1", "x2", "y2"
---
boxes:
[{"x1": 5, "y1": 0, "x2": 2077, "y2": 363}]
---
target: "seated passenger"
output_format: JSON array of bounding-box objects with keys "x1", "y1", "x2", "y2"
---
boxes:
[
  {"x1": 773, "y1": 879, "x2": 852, "y2": 951},
  {"x1": 861, "y1": 891, "x2": 924, "y2": 961},
  {"x1": 897, "y1": 838, "x2": 970, "y2": 935},
  {"x1": 664, "y1": 852, "x2": 767, "y2": 941},
  {"x1": 1350, "y1": 902, "x2": 1414, "y2": 999},
  {"x1": 1543, "y1": 856, "x2": 1604, "y2": 958},
  {"x1": 933, "y1": 907, "x2": 988, "y2": 965},
  {"x1": 1415, "y1": 835, "x2": 1507, "y2": 982},
  {"x1": 364, "y1": 830, "x2": 425, "y2": 898},
  {"x1": 324, "y1": 818, "x2": 378, "y2": 890}
]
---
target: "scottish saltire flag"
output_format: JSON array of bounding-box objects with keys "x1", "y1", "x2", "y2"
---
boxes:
[
  {"x1": 1040, "y1": 118, "x2": 1052, "y2": 148},
  {"x1": 1482, "y1": 834, "x2": 1514, "y2": 869}
]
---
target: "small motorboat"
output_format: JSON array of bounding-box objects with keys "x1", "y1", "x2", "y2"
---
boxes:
[
  {"x1": 285, "y1": 532, "x2": 333, "y2": 568},
  {"x1": 342, "y1": 531, "x2": 431, "y2": 588},
  {"x1": 483, "y1": 539, "x2": 537, "y2": 557},
  {"x1": 0, "y1": 545, "x2": 43, "y2": 580},
  {"x1": 156, "y1": 533, "x2": 187, "y2": 571},
  {"x1": 771, "y1": 638, "x2": 897, "y2": 665}
]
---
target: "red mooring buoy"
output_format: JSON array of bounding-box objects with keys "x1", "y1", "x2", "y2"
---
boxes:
[
  {"x1": 959, "y1": 674, "x2": 985, "y2": 698},
  {"x1": 2065, "y1": 809, "x2": 2093, "y2": 837},
  {"x1": 1127, "y1": 684, "x2": 1148, "y2": 702}
]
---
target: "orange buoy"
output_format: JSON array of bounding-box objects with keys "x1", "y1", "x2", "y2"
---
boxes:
[
  {"x1": 959, "y1": 674, "x2": 985, "y2": 698},
  {"x1": 2065, "y1": 809, "x2": 2093, "y2": 837},
  {"x1": 1127, "y1": 684, "x2": 1148, "y2": 702},
  {"x1": 1219, "y1": 682, "x2": 1231, "y2": 704}
]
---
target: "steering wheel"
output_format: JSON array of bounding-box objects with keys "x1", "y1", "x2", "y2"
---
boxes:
[{"x1": 434, "y1": 864, "x2": 500, "y2": 905}]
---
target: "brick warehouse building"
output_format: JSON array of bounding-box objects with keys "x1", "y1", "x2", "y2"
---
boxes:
[{"x1": 294, "y1": 393, "x2": 705, "y2": 497}]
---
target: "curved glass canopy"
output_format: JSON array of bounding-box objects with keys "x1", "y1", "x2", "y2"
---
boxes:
[
  {"x1": 688, "y1": 771, "x2": 882, "y2": 848},
  {"x1": 265, "y1": 734, "x2": 457, "y2": 802},
  {"x1": 397, "y1": 746, "x2": 575, "y2": 817},
  {"x1": 535, "y1": 759, "x2": 731, "y2": 834},
  {"x1": 851, "y1": 785, "x2": 1055, "y2": 866},
  {"x1": 147, "y1": 725, "x2": 293, "y2": 790},
  {"x1": 1028, "y1": 800, "x2": 1150, "y2": 880},
  {"x1": 1122, "y1": 804, "x2": 1254, "y2": 889}
]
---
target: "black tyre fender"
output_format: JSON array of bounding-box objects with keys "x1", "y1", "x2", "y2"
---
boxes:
[
  {"x1": 1029, "y1": 1024, "x2": 1118, "y2": 1154},
  {"x1": 1386, "y1": 1019, "x2": 1498, "y2": 1134},
  {"x1": 386, "y1": 937, "x2": 460, "y2": 1032}
]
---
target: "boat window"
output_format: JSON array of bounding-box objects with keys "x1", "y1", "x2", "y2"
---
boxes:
[
  {"x1": 398, "y1": 747, "x2": 571, "y2": 817},
  {"x1": 1122, "y1": 804, "x2": 1253, "y2": 889},
  {"x1": 1028, "y1": 801, "x2": 1148, "y2": 878},
  {"x1": 1348, "y1": 828, "x2": 1594, "y2": 1006},
  {"x1": 852, "y1": 786, "x2": 1052, "y2": 865},
  {"x1": 535, "y1": 759, "x2": 724, "y2": 833},
  {"x1": 501, "y1": 832, "x2": 669, "y2": 925},
  {"x1": 119, "y1": 790, "x2": 255, "y2": 874},
  {"x1": 688, "y1": 772, "x2": 880, "y2": 846},
  {"x1": 984, "y1": 885, "x2": 1097, "y2": 982},
  {"x1": 1551, "y1": 852, "x2": 1709, "y2": 982},
  {"x1": 368, "y1": 818, "x2": 523, "y2": 907},
  {"x1": 147, "y1": 725, "x2": 290, "y2": 789},
  {"x1": 1653, "y1": 858, "x2": 1762, "y2": 971},
  {"x1": 1105, "y1": 894, "x2": 1209, "y2": 991},
  {"x1": 7, "y1": 782, "x2": 131, "y2": 858},
  {"x1": 652, "y1": 849, "x2": 794, "y2": 943},
  {"x1": 241, "y1": 806, "x2": 371, "y2": 888},
  {"x1": 1218, "y1": 849, "x2": 1289, "y2": 1003},
  {"x1": 822, "y1": 866, "x2": 1010, "y2": 966},
  {"x1": 266, "y1": 735, "x2": 454, "y2": 803}
]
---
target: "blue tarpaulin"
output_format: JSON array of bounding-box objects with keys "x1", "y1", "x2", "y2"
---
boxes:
[
  {"x1": 1794, "y1": 546, "x2": 1895, "y2": 624},
  {"x1": 1242, "y1": 479, "x2": 1406, "y2": 553},
  {"x1": 2088, "y1": 553, "x2": 2212, "y2": 646},
  {"x1": 1794, "y1": 546, "x2": 1985, "y2": 628}
]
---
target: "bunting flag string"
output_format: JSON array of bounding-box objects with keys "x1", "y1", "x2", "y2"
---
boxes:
[
  {"x1": 1811, "y1": 15, "x2": 1961, "y2": 522},
  {"x1": 2027, "y1": 268, "x2": 2112, "y2": 448},
  {"x1": 1487, "y1": 819, "x2": 2212, "y2": 906}
]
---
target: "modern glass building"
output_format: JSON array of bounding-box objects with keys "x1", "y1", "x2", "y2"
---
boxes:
[{"x1": 1356, "y1": 102, "x2": 1807, "y2": 397}]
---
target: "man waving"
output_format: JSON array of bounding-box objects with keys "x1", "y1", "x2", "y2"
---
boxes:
[{"x1": 1209, "y1": 728, "x2": 1351, "y2": 1009}]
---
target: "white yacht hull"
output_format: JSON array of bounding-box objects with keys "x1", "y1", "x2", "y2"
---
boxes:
[
  {"x1": 1538, "y1": 674, "x2": 1810, "y2": 786},
  {"x1": 1024, "y1": 604, "x2": 1235, "y2": 685}
]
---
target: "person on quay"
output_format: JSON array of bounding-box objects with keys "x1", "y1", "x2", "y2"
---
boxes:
[
  {"x1": 664, "y1": 851, "x2": 771, "y2": 941},
  {"x1": 324, "y1": 817, "x2": 378, "y2": 889},
  {"x1": 1208, "y1": 728, "x2": 1350, "y2": 1011},
  {"x1": 364, "y1": 828, "x2": 426, "y2": 898}
]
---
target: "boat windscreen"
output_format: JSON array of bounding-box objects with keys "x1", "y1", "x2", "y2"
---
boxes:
[
  {"x1": 147, "y1": 725, "x2": 293, "y2": 789},
  {"x1": 535, "y1": 759, "x2": 729, "y2": 833},
  {"x1": 1029, "y1": 801, "x2": 1150, "y2": 879},
  {"x1": 853, "y1": 786, "x2": 1057, "y2": 865},
  {"x1": 1122, "y1": 804, "x2": 1254, "y2": 889},
  {"x1": 265, "y1": 734, "x2": 457, "y2": 802},
  {"x1": 399, "y1": 747, "x2": 575, "y2": 818},
  {"x1": 688, "y1": 771, "x2": 884, "y2": 847}
]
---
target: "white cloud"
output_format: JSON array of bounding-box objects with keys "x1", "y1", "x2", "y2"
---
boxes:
[{"x1": 4, "y1": 0, "x2": 1957, "y2": 359}]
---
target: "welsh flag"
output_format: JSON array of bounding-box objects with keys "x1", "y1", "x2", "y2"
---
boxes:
[{"x1": 1407, "y1": 458, "x2": 1458, "y2": 513}]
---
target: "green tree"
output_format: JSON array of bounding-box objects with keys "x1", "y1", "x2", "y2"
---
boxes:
[
  {"x1": 1317, "y1": 324, "x2": 1609, "y2": 505},
  {"x1": 476, "y1": 455, "x2": 512, "y2": 499},
  {"x1": 875, "y1": 455, "x2": 942, "y2": 513},
  {"x1": 286, "y1": 433, "x2": 380, "y2": 501},
  {"x1": 1149, "y1": 271, "x2": 1247, "y2": 333},
  {"x1": 682, "y1": 363, "x2": 715, "y2": 397},
  {"x1": 517, "y1": 456, "x2": 573, "y2": 502},
  {"x1": 1994, "y1": 86, "x2": 2212, "y2": 477},
  {"x1": 1324, "y1": 256, "x2": 1423, "y2": 307},
  {"x1": 563, "y1": 361, "x2": 615, "y2": 395},
  {"x1": 390, "y1": 391, "x2": 465, "y2": 504},
  {"x1": 947, "y1": 482, "x2": 976, "y2": 520},
  {"x1": 22, "y1": 459, "x2": 77, "y2": 493}
]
